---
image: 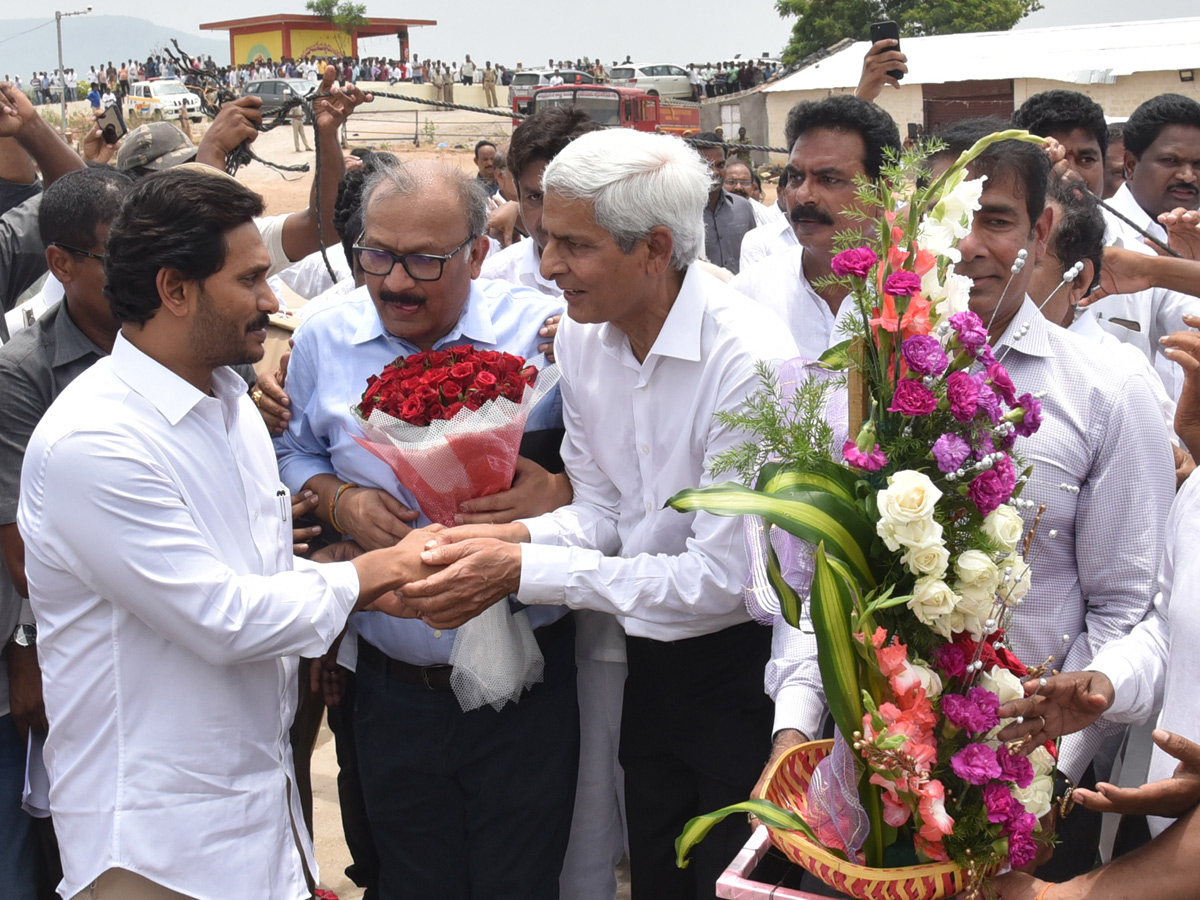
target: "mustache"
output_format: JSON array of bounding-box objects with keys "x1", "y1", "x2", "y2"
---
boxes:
[
  {"x1": 790, "y1": 205, "x2": 835, "y2": 226},
  {"x1": 246, "y1": 314, "x2": 270, "y2": 332},
  {"x1": 1168, "y1": 182, "x2": 1199, "y2": 195},
  {"x1": 378, "y1": 290, "x2": 426, "y2": 306}
]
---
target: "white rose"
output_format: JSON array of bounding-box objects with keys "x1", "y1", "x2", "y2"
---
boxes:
[
  {"x1": 879, "y1": 471, "x2": 942, "y2": 524},
  {"x1": 903, "y1": 540, "x2": 950, "y2": 578},
  {"x1": 983, "y1": 506, "x2": 1024, "y2": 554},
  {"x1": 910, "y1": 662, "x2": 943, "y2": 699},
  {"x1": 1029, "y1": 746, "x2": 1055, "y2": 776},
  {"x1": 950, "y1": 584, "x2": 995, "y2": 639},
  {"x1": 998, "y1": 554, "x2": 1032, "y2": 606},
  {"x1": 954, "y1": 550, "x2": 1001, "y2": 593},
  {"x1": 979, "y1": 665, "x2": 1025, "y2": 705},
  {"x1": 1012, "y1": 773, "x2": 1054, "y2": 820},
  {"x1": 908, "y1": 576, "x2": 959, "y2": 639},
  {"x1": 877, "y1": 515, "x2": 943, "y2": 553}
]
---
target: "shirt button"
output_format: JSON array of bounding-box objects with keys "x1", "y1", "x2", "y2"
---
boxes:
[
  {"x1": 641, "y1": 444, "x2": 650, "y2": 455},
  {"x1": 433, "y1": 630, "x2": 443, "y2": 639},
  {"x1": 646, "y1": 501, "x2": 653, "y2": 511}
]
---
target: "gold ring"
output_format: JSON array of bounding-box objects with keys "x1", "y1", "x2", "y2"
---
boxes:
[{"x1": 251, "y1": 389, "x2": 264, "y2": 406}]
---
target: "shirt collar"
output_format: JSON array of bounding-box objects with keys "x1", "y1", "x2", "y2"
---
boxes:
[
  {"x1": 1068, "y1": 308, "x2": 1105, "y2": 340},
  {"x1": 1109, "y1": 183, "x2": 1154, "y2": 230},
  {"x1": 49, "y1": 301, "x2": 106, "y2": 368},
  {"x1": 994, "y1": 295, "x2": 1054, "y2": 359},
  {"x1": 350, "y1": 280, "x2": 498, "y2": 350},
  {"x1": 109, "y1": 332, "x2": 244, "y2": 426},
  {"x1": 520, "y1": 239, "x2": 560, "y2": 292},
  {"x1": 599, "y1": 265, "x2": 705, "y2": 363}
]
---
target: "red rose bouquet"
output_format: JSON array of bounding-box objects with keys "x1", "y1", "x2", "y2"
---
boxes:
[
  {"x1": 350, "y1": 344, "x2": 560, "y2": 714},
  {"x1": 351, "y1": 344, "x2": 558, "y2": 529}
]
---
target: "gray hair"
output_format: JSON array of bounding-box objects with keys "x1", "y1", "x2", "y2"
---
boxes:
[
  {"x1": 541, "y1": 129, "x2": 709, "y2": 270},
  {"x1": 362, "y1": 159, "x2": 489, "y2": 239}
]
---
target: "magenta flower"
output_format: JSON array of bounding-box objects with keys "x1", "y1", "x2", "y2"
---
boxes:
[
  {"x1": 885, "y1": 269, "x2": 923, "y2": 297},
  {"x1": 842, "y1": 439, "x2": 887, "y2": 471},
  {"x1": 889, "y1": 379, "x2": 938, "y2": 416},
  {"x1": 976, "y1": 381, "x2": 1002, "y2": 424},
  {"x1": 1007, "y1": 829, "x2": 1038, "y2": 869},
  {"x1": 951, "y1": 744, "x2": 1003, "y2": 785},
  {"x1": 830, "y1": 247, "x2": 879, "y2": 279},
  {"x1": 932, "y1": 433, "x2": 971, "y2": 473},
  {"x1": 949, "y1": 311, "x2": 988, "y2": 349},
  {"x1": 983, "y1": 782, "x2": 1016, "y2": 824},
  {"x1": 987, "y1": 363, "x2": 1017, "y2": 406},
  {"x1": 976, "y1": 344, "x2": 998, "y2": 366},
  {"x1": 967, "y1": 454, "x2": 1016, "y2": 518},
  {"x1": 1012, "y1": 393, "x2": 1044, "y2": 437},
  {"x1": 901, "y1": 335, "x2": 949, "y2": 376},
  {"x1": 946, "y1": 370, "x2": 979, "y2": 422},
  {"x1": 934, "y1": 644, "x2": 968, "y2": 679},
  {"x1": 997, "y1": 744, "x2": 1035, "y2": 789},
  {"x1": 942, "y1": 687, "x2": 1001, "y2": 734}
]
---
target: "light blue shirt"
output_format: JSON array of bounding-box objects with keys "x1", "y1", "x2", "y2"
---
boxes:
[{"x1": 276, "y1": 279, "x2": 566, "y2": 664}]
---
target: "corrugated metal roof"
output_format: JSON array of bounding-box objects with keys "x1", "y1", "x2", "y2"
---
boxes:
[{"x1": 764, "y1": 17, "x2": 1200, "y2": 92}]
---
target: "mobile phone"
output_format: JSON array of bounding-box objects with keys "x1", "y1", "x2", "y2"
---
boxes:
[
  {"x1": 869, "y1": 21, "x2": 904, "y2": 82},
  {"x1": 908, "y1": 122, "x2": 920, "y2": 141},
  {"x1": 97, "y1": 104, "x2": 127, "y2": 145}
]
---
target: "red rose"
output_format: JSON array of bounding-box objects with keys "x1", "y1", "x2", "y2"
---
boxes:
[
  {"x1": 450, "y1": 362, "x2": 475, "y2": 380},
  {"x1": 474, "y1": 370, "x2": 498, "y2": 388},
  {"x1": 399, "y1": 395, "x2": 426, "y2": 421},
  {"x1": 426, "y1": 402, "x2": 448, "y2": 421},
  {"x1": 464, "y1": 394, "x2": 485, "y2": 410},
  {"x1": 446, "y1": 402, "x2": 466, "y2": 417},
  {"x1": 421, "y1": 368, "x2": 449, "y2": 386},
  {"x1": 400, "y1": 377, "x2": 422, "y2": 393},
  {"x1": 441, "y1": 379, "x2": 463, "y2": 399}
]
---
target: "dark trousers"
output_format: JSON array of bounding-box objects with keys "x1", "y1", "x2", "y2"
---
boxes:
[
  {"x1": 621, "y1": 621, "x2": 774, "y2": 900},
  {"x1": 327, "y1": 670, "x2": 380, "y2": 898},
  {"x1": 355, "y1": 615, "x2": 580, "y2": 900}
]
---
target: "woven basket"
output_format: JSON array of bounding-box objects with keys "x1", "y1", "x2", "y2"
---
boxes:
[{"x1": 762, "y1": 740, "x2": 964, "y2": 900}]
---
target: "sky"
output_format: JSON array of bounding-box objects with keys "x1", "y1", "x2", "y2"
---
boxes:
[{"x1": 1, "y1": 0, "x2": 1197, "y2": 73}]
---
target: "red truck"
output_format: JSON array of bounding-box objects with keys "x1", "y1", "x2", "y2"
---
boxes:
[{"x1": 518, "y1": 85, "x2": 701, "y2": 135}]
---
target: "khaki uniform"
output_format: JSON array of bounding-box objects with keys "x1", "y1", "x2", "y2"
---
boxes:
[{"x1": 482, "y1": 67, "x2": 498, "y2": 107}]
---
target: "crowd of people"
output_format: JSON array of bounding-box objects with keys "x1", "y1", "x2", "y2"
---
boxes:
[{"x1": 2, "y1": 30, "x2": 1200, "y2": 900}]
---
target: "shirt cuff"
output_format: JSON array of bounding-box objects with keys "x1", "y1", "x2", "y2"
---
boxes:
[
  {"x1": 518, "y1": 512, "x2": 563, "y2": 546},
  {"x1": 772, "y1": 684, "x2": 826, "y2": 742},
  {"x1": 277, "y1": 455, "x2": 337, "y2": 495},
  {"x1": 1088, "y1": 651, "x2": 1141, "y2": 722},
  {"x1": 298, "y1": 557, "x2": 361, "y2": 645},
  {"x1": 517, "y1": 542, "x2": 570, "y2": 605}
]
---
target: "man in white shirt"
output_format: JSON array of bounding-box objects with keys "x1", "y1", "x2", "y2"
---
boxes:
[
  {"x1": 1089, "y1": 93, "x2": 1200, "y2": 398},
  {"x1": 731, "y1": 95, "x2": 901, "y2": 359},
  {"x1": 16, "y1": 167, "x2": 437, "y2": 900},
  {"x1": 401, "y1": 128, "x2": 799, "y2": 899}
]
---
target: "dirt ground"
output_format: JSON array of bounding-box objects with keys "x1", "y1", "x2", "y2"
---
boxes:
[{"x1": 229, "y1": 112, "x2": 635, "y2": 900}]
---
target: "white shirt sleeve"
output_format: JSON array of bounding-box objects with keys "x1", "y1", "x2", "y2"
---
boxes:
[{"x1": 255, "y1": 213, "x2": 294, "y2": 279}]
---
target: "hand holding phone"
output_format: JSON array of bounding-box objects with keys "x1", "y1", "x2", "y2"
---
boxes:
[{"x1": 856, "y1": 21, "x2": 909, "y2": 101}]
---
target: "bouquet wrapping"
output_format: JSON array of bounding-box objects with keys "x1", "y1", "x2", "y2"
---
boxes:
[{"x1": 350, "y1": 345, "x2": 561, "y2": 712}]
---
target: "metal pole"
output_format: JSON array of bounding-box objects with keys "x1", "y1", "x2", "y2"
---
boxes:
[{"x1": 56, "y1": 11, "x2": 66, "y2": 136}]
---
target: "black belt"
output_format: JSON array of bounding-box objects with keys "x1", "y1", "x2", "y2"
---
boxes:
[{"x1": 357, "y1": 613, "x2": 573, "y2": 693}]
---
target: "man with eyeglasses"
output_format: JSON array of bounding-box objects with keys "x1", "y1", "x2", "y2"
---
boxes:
[{"x1": 274, "y1": 160, "x2": 575, "y2": 900}]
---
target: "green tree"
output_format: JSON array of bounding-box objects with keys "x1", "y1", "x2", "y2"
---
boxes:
[
  {"x1": 775, "y1": 0, "x2": 1042, "y2": 64},
  {"x1": 305, "y1": 0, "x2": 370, "y2": 58}
]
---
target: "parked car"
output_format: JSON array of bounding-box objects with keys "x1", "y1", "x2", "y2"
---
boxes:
[
  {"x1": 510, "y1": 68, "x2": 594, "y2": 115},
  {"x1": 608, "y1": 63, "x2": 692, "y2": 100},
  {"x1": 125, "y1": 79, "x2": 202, "y2": 122},
  {"x1": 242, "y1": 78, "x2": 315, "y2": 123}
]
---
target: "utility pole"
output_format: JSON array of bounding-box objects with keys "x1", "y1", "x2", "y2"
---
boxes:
[{"x1": 55, "y1": 6, "x2": 92, "y2": 137}]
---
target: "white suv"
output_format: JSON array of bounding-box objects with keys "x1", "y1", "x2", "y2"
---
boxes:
[
  {"x1": 608, "y1": 63, "x2": 692, "y2": 100},
  {"x1": 125, "y1": 80, "x2": 202, "y2": 122}
]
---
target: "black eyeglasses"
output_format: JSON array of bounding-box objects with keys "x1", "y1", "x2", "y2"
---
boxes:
[
  {"x1": 51, "y1": 241, "x2": 106, "y2": 262},
  {"x1": 353, "y1": 233, "x2": 477, "y2": 281}
]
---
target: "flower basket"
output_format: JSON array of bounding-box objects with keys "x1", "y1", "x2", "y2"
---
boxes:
[{"x1": 762, "y1": 741, "x2": 963, "y2": 900}]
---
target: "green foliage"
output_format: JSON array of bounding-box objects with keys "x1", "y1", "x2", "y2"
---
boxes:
[
  {"x1": 775, "y1": 0, "x2": 1043, "y2": 64},
  {"x1": 305, "y1": 0, "x2": 369, "y2": 55}
]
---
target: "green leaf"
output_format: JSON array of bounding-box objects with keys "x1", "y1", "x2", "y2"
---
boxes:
[
  {"x1": 809, "y1": 543, "x2": 864, "y2": 754},
  {"x1": 668, "y1": 482, "x2": 877, "y2": 588},
  {"x1": 817, "y1": 338, "x2": 852, "y2": 371},
  {"x1": 758, "y1": 459, "x2": 859, "y2": 503},
  {"x1": 675, "y1": 798, "x2": 831, "y2": 869},
  {"x1": 765, "y1": 535, "x2": 804, "y2": 629}
]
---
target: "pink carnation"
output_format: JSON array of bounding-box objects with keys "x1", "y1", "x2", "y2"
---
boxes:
[
  {"x1": 889, "y1": 379, "x2": 938, "y2": 416},
  {"x1": 830, "y1": 246, "x2": 879, "y2": 279},
  {"x1": 946, "y1": 370, "x2": 979, "y2": 422},
  {"x1": 950, "y1": 743, "x2": 1002, "y2": 785},
  {"x1": 983, "y1": 782, "x2": 1016, "y2": 824},
  {"x1": 987, "y1": 362, "x2": 1018, "y2": 406},
  {"x1": 942, "y1": 687, "x2": 1001, "y2": 734},
  {"x1": 968, "y1": 454, "x2": 1016, "y2": 518},
  {"x1": 998, "y1": 744, "x2": 1035, "y2": 789},
  {"x1": 885, "y1": 269, "x2": 923, "y2": 297},
  {"x1": 842, "y1": 439, "x2": 887, "y2": 471}
]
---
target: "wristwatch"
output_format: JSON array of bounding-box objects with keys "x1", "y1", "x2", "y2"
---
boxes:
[{"x1": 10, "y1": 623, "x2": 36, "y2": 648}]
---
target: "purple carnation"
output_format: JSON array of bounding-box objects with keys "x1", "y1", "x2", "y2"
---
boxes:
[
  {"x1": 1013, "y1": 393, "x2": 1044, "y2": 437},
  {"x1": 946, "y1": 370, "x2": 979, "y2": 422},
  {"x1": 997, "y1": 744, "x2": 1035, "y2": 790},
  {"x1": 950, "y1": 743, "x2": 1003, "y2": 785},
  {"x1": 949, "y1": 311, "x2": 988, "y2": 349},
  {"x1": 987, "y1": 363, "x2": 1018, "y2": 406},
  {"x1": 830, "y1": 247, "x2": 879, "y2": 279},
  {"x1": 902, "y1": 335, "x2": 949, "y2": 377},
  {"x1": 976, "y1": 344, "x2": 998, "y2": 367},
  {"x1": 1007, "y1": 829, "x2": 1039, "y2": 869},
  {"x1": 889, "y1": 379, "x2": 938, "y2": 416},
  {"x1": 843, "y1": 439, "x2": 887, "y2": 471},
  {"x1": 885, "y1": 269, "x2": 923, "y2": 297},
  {"x1": 983, "y1": 782, "x2": 1016, "y2": 824},
  {"x1": 968, "y1": 454, "x2": 1017, "y2": 518},
  {"x1": 942, "y1": 687, "x2": 1001, "y2": 734},
  {"x1": 934, "y1": 644, "x2": 968, "y2": 679},
  {"x1": 976, "y1": 382, "x2": 1002, "y2": 424},
  {"x1": 932, "y1": 433, "x2": 971, "y2": 473}
]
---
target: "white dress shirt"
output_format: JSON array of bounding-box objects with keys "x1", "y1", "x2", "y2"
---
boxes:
[
  {"x1": 1095, "y1": 183, "x2": 1200, "y2": 399},
  {"x1": 17, "y1": 334, "x2": 361, "y2": 900},
  {"x1": 515, "y1": 265, "x2": 800, "y2": 640},
  {"x1": 738, "y1": 212, "x2": 797, "y2": 272},
  {"x1": 268, "y1": 244, "x2": 353, "y2": 302},
  {"x1": 479, "y1": 237, "x2": 563, "y2": 296},
  {"x1": 769, "y1": 297, "x2": 1175, "y2": 781},
  {"x1": 1091, "y1": 471, "x2": 1200, "y2": 836},
  {"x1": 730, "y1": 245, "x2": 851, "y2": 361}
]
